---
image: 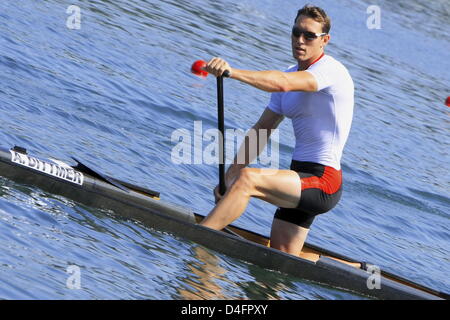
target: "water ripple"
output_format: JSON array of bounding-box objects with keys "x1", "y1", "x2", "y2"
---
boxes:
[{"x1": 0, "y1": 0, "x2": 449, "y2": 299}]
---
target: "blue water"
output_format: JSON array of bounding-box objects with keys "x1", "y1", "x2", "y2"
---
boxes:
[{"x1": 0, "y1": 0, "x2": 449, "y2": 299}]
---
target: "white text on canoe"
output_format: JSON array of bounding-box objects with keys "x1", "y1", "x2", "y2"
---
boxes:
[{"x1": 10, "y1": 151, "x2": 84, "y2": 186}]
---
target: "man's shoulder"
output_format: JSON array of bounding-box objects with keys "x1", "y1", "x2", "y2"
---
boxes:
[
  {"x1": 309, "y1": 55, "x2": 354, "y2": 93},
  {"x1": 313, "y1": 55, "x2": 343, "y2": 68},
  {"x1": 313, "y1": 55, "x2": 353, "y2": 83}
]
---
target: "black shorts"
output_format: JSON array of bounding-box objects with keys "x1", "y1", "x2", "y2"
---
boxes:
[{"x1": 274, "y1": 161, "x2": 342, "y2": 229}]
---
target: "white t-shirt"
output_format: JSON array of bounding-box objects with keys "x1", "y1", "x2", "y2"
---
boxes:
[{"x1": 267, "y1": 55, "x2": 354, "y2": 170}]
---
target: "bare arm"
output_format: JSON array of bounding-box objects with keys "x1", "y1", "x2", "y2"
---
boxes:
[
  {"x1": 204, "y1": 57, "x2": 318, "y2": 92},
  {"x1": 231, "y1": 68, "x2": 317, "y2": 92},
  {"x1": 225, "y1": 108, "x2": 284, "y2": 182}
]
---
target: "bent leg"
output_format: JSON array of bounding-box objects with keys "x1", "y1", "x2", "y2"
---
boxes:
[
  {"x1": 200, "y1": 168, "x2": 301, "y2": 230},
  {"x1": 270, "y1": 218, "x2": 309, "y2": 255}
]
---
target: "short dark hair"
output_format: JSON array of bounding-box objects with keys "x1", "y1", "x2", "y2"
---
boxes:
[{"x1": 294, "y1": 5, "x2": 331, "y2": 34}]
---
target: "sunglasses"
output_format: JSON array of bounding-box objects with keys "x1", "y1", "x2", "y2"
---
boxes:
[{"x1": 292, "y1": 26, "x2": 327, "y2": 40}]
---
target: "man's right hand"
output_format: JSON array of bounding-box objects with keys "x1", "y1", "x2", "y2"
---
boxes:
[
  {"x1": 213, "y1": 184, "x2": 223, "y2": 204},
  {"x1": 204, "y1": 57, "x2": 232, "y2": 78}
]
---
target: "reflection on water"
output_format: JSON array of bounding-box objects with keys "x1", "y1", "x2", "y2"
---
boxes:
[
  {"x1": 177, "y1": 246, "x2": 228, "y2": 299},
  {"x1": 177, "y1": 245, "x2": 297, "y2": 300}
]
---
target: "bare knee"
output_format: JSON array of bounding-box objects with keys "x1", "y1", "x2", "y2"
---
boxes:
[{"x1": 231, "y1": 168, "x2": 258, "y2": 194}]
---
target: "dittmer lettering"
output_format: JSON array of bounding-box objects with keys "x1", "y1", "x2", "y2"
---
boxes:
[{"x1": 10, "y1": 150, "x2": 84, "y2": 185}]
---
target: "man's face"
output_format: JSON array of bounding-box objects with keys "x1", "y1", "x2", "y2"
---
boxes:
[{"x1": 291, "y1": 15, "x2": 330, "y2": 63}]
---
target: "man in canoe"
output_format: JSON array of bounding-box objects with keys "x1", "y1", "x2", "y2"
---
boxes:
[{"x1": 200, "y1": 5, "x2": 354, "y2": 256}]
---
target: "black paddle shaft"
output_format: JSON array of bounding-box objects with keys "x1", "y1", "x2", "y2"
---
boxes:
[
  {"x1": 217, "y1": 75, "x2": 226, "y2": 196},
  {"x1": 216, "y1": 70, "x2": 230, "y2": 196}
]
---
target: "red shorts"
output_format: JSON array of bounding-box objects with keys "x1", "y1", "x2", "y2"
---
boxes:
[{"x1": 274, "y1": 161, "x2": 342, "y2": 229}]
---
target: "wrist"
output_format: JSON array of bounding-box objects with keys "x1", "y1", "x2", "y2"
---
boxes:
[{"x1": 229, "y1": 68, "x2": 240, "y2": 80}]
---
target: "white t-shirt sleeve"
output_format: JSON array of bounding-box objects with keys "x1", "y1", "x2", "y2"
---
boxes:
[
  {"x1": 267, "y1": 92, "x2": 283, "y2": 115},
  {"x1": 305, "y1": 59, "x2": 338, "y2": 91}
]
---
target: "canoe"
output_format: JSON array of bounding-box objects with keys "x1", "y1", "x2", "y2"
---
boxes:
[{"x1": 0, "y1": 146, "x2": 447, "y2": 300}]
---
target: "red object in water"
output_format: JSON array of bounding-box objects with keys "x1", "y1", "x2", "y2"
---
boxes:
[
  {"x1": 191, "y1": 60, "x2": 208, "y2": 77},
  {"x1": 446, "y1": 96, "x2": 450, "y2": 107}
]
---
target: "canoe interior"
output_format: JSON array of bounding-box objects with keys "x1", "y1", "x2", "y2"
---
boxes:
[{"x1": 193, "y1": 214, "x2": 361, "y2": 267}]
